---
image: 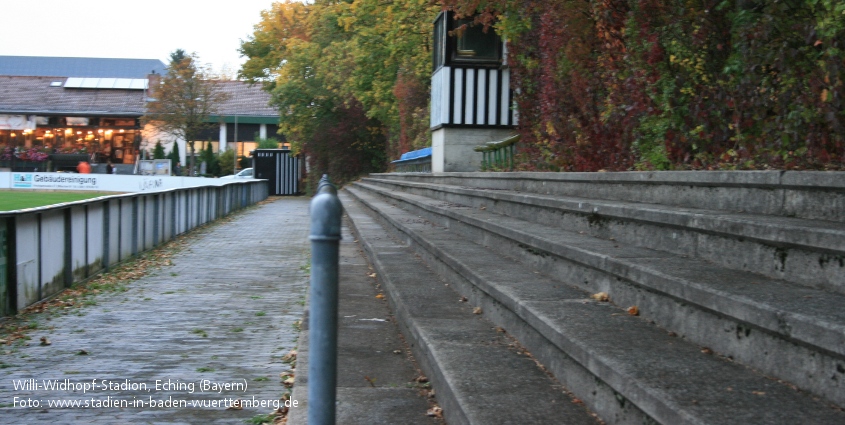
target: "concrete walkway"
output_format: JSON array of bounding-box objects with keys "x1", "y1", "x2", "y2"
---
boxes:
[{"x1": 1, "y1": 197, "x2": 312, "y2": 424}]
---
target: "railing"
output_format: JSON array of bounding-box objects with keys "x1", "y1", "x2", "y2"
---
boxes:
[
  {"x1": 0, "y1": 180, "x2": 268, "y2": 316},
  {"x1": 391, "y1": 147, "x2": 432, "y2": 173},
  {"x1": 474, "y1": 134, "x2": 520, "y2": 171}
]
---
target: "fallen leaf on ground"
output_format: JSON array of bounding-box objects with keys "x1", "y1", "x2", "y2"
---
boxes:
[
  {"x1": 226, "y1": 399, "x2": 243, "y2": 410},
  {"x1": 375, "y1": 294, "x2": 385, "y2": 299},
  {"x1": 752, "y1": 391, "x2": 766, "y2": 396},
  {"x1": 40, "y1": 337, "x2": 51, "y2": 346},
  {"x1": 627, "y1": 306, "x2": 639, "y2": 316},
  {"x1": 472, "y1": 307, "x2": 482, "y2": 314},
  {"x1": 368, "y1": 273, "x2": 377, "y2": 278},
  {"x1": 427, "y1": 406, "x2": 443, "y2": 418},
  {"x1": 591, "y1": 292, "x2": 609, "y2": 302},
  {"x1": 281, "y1": 350, "x2": 297, "y2": 363}
]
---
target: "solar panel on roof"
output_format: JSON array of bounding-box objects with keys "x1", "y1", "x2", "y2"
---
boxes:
[{"x1": 63, "y1": 77, "x2": 148, "y2": 90}]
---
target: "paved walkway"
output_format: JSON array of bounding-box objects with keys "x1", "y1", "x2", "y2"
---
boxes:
[{"x1": 1, "y1": 197, "x2": 312, "y2": 424}]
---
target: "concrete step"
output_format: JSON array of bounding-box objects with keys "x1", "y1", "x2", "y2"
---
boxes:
[
  {"x1": 346, "y1": 182, "x2": 845, "y2": 411},
  {"x1": 339, "y1": 192, "x2": 602, "y2": 425},
  {"x1": 361, "y1": 176, "x2": 845, "y2": 293},
  {"x1": 367, "y1": 170, "x2": 845, "y2": 223}
]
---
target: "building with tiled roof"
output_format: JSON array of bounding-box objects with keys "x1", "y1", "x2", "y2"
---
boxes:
[{"x1": 0, "y1": 56, "x2": 279, "y2": 170}]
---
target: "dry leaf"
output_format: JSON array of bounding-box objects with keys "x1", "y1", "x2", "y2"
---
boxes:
[
  {"x1": 227, "y1": 399, "x2": 243, "y2": 410},
  {"x1": 472, "y1": 307, "x2": 482, "y2": 314},
  {"x1": 375, "y1": 294, "x2": 385, "y2": 299},
  {"x1": 427, "y1": 406, "x2": 443, "y2": 418},
  {"x1": 393, "y1": 350, "x2": 402, "y2": 354},
  {"x1": 458, "y1": 296, "x2": 468, "y2": 303},
  {"x1": 591, "y1": 292, "x2": 609, "y2": 302},
  {"x1": 40, "y1": 337, "x2": 51, "y2": 346},
  {"x1": 283, "y1": 377, "x2": 295, "y2": 387},
  {"x1": 77, "y1": 349, "x2": 89, "y2": 355},
  {"x1": 368, "y1": 273, "x2": 377, "y2": 278},
  {"x1": 701, "y1": 348, "x2": 713, "y2": 355},
  {"x1": 415, "y1": 375, "x2": 428, "y2": 383},
  {"x1": 281, "y1": 350, "x2": 297, "y2": 363},
  {"x1": 752, "y1": 391, "x2": 766, "y2": 396},
  {"x1": 627, "y1": 306, "x2": 639, "y2": 316}
]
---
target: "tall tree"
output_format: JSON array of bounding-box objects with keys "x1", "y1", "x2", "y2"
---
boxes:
[
  {"x1": 240, "y1": 0, "x2": 436, "y2": 189},
  {"x1": 167, "y1": 141, "x2": 181, "y2": 171},
  {"x1": 144, "y1": 51, "x2": 229, "y2": 175},
  {"x1": 152, "y1": 141, "x2": 166, "y2": 159}
]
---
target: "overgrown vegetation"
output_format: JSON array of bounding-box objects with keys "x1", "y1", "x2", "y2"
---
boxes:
[
  {"x1": 240, "y1": 0, "x2": 844, "y2": 175},
  {"x1": 240, "y1": 0, "x2": 438, "y2": 190},
  {"x1": 439, "y1": 0, "x2": 845, "y2": 171}
]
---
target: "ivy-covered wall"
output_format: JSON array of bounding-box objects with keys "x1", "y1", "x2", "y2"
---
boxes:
[{"x1": 442, "y1": 0, "x2": 845, "y2": 171}]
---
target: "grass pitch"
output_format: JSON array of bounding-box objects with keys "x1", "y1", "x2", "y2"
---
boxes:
[{"x1": 0, "y1": 191, "x2": 115, "y2": 211}]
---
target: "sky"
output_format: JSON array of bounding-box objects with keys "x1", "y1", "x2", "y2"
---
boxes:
[{"x1": 0, "y1": 0, "x2": 277, "y2": 76}]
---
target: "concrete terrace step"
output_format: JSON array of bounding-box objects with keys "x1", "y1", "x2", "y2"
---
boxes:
[
  {"x1": 341, "y1": 187, "x2": 845, "y2": 424},
  {"x1": 360, "y1": 176, "x2": 845, "y2": 293},
  {"x1": 346, "y1": 182, "x2": 845, "y2": 411},
  {"x1": 367, "y1": 171, "x2": 845, "y2": 223},
  {"x1": 339, "y1": 192, "x2": 601, "y2": 425}
]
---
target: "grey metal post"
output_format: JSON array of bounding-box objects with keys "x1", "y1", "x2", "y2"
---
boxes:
[{"x1": 308, "y1": 174, "x2": 342, "y2": 425}]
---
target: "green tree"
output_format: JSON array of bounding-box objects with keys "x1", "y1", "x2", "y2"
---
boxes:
[
  {"x1": 255, "y1": 137, "x2": 281, "y2": 149},
  {"x1": 144, "y1": 50, "x2": 230, "y2": 176},
  {"x1": 218, "y1": 149, "x2": 235, "y2": 175},
  {"x1": 199, "y1": 142, "x2": 221, "y2": 176},
  {"x1": 239, "y1": 0, "x2": 436, "y2": 188},
  {"x1": 167, "y1": 142, "x2": 181, "y2": 173},
  {"x1": 152, "y1": 141, "x2": 166, "y2": 159}
]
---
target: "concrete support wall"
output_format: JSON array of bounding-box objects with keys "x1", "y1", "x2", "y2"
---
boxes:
[
  {"x1": 431, "y1": 127, "x2": 515, "y2": 172},
  {"x1": 0, "y1": 180, "x2": 269, "y2": 316}
]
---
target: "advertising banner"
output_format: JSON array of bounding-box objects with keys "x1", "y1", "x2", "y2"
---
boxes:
[{"x1": 2, "y1": 172, "x2": 232, "y2": 193}]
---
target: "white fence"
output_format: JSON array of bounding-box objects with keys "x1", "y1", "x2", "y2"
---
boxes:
[{"x1": 0, "y1": 180, "x2": 268, "y2": 316}]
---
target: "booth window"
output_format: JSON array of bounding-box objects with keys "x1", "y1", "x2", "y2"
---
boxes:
[
  {"x1": 452, "y1": 18, "x2": 500, "y2": 63},
  {"x1": 433, "y1": 12, "x2": 502, "y2": 71}
]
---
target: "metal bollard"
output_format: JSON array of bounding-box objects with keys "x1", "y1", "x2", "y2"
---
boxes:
[{"x1": 308, "y1": 175, "x2": 342, "y2": 425}]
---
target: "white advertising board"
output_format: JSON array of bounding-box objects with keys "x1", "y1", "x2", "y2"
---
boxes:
[{"x1": 1, "y1": 172, "x2": 232, "y2": 193}]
